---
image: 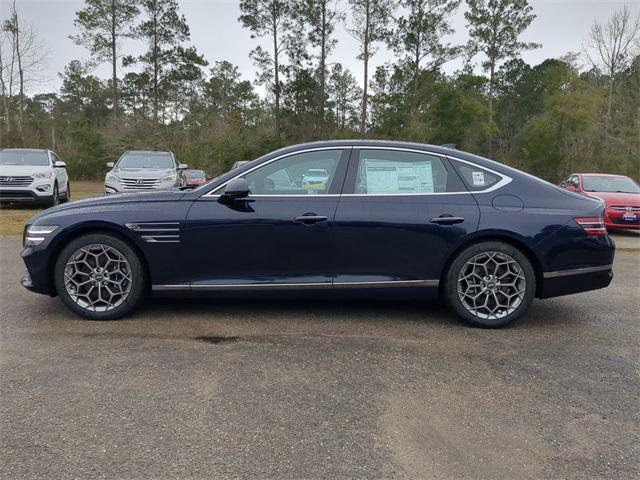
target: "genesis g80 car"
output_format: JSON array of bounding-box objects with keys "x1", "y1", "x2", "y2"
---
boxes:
[{"x1": 21, "y1": 141, "x2": 614, "y2": 327}]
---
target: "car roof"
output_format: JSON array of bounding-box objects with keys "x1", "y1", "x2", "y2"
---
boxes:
[
  {"x1": 124, "y1": 150, "x2": 172, "y2": 155},
  {"x1": 0, "y1": 148, "x2": 48, "y2": 152},
  {"x1": 574, "y1": 173, "x2": 628, "y2": 178}
]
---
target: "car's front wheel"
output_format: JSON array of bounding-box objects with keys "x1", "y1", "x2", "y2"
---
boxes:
[
  {"x1": 54, "y1": 233, "x2": 147, "y2": 320},
  {"x1": 443, "y1": 241, "x2": 536, "y2": 328}
]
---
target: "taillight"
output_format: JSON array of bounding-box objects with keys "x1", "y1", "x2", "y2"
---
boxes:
[{"x1": 574, "y1": 217, "x2": 607, "y2": 236}]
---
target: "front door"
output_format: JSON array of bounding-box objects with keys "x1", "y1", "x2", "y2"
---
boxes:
[
  {"x1": 182, "y1": 148, "x2": 350, "y2": 288},
  {"x1": 332, "y1": 148, "x2": 480, "y2": 285}
]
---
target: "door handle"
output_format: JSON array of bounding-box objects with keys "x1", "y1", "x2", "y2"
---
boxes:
[
  {"x1": 430, "y1": 215, "x2": 465, "y2": 225},
  {"x1": 294, "y1": 213, "x2": 328, "y2": 225}
]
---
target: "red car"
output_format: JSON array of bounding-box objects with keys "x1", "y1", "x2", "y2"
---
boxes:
[
  {"x1": 560, "y1": 173, "x2": 640, "y2": 230},
  {"x1": 184, "y1": 169, "x2": 208, "y2": 188}
]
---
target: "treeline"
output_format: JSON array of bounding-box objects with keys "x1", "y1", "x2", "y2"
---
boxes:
[{"x1": 0, "y1": 0, "x2": 638, "y2": 182}]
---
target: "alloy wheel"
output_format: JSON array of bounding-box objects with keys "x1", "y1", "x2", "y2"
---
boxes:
[
  {"x1": 63, "y1": 244, "x2": 133, "y2": 312},
  {"x1": 457, "y1": 251, "x2": 526, "y2": 320}
]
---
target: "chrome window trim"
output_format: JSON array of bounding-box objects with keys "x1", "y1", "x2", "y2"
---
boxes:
[
  {"x1": 543, "y1": 264, "x2": 612, "y2": 279},
  {"x1": 203, "y1": 145, "x2": 512, "y2": 198},
  {"x1": 152, "y1": 278, "x2": 439, "y2": 291}
]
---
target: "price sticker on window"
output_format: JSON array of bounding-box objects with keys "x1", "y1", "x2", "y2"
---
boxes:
[{"x1": 472, "y1": 171, "x2": 485, "y2": 186}]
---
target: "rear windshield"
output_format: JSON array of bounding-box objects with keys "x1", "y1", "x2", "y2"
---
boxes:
[
  {"x1": 186, "y1": 170, "x2": 205, "y2": 179},
  {"x1": 582, "y1": 176, "x2": 640, "y2": 194},
  {"x1": 0, "y1": 150, "x2": 50, "y2": 166},
  {"x1": 117, "y1": 152, "x2": 175, "y2": 169}
]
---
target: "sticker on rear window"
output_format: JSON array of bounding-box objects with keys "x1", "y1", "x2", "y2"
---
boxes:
[{"x1": 472, "y1": 171, "x2": 485, "y2": 186}]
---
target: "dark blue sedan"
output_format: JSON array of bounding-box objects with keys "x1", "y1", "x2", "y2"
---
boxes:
[{"x1": 21, "y1": 141, "x2": 614, "y2": 327}]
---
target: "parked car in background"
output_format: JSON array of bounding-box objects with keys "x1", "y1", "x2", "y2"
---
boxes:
[
  {"x1": 21, "y1": 141, "x2": 614, "y2": 328},
  {"x1": 302, "y1": 168, "x2": 330, "y2": 191},
  {"x1": 560, "y1": 173, "x2": 640, "y2": 230},
  {"x1": 184, "y1": 169, "x2": 208, "y2": 188},
  {"x1": 0, "y1": 148, "x2": 70, "y2": 207},
  {"x1": 104, "y1": 151, "x2": 187, "y2": 194}
]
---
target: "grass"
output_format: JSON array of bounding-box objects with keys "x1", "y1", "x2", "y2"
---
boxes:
[{"x1": 0, "y1": 181, "x2": 104, "y2": 236}]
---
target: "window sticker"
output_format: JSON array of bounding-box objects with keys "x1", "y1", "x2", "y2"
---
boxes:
[
  {"x1": 471, "y1": 171, "x2": 486, "y2": 186},
  {"x1": 362, "y1": 159, "x2": 434, "y2": 194}
]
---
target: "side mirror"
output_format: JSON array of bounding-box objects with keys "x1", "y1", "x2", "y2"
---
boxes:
[
  {"x1": 106, "y1": 162, "x2": 114, "y2": 168},
  {"x1": 219, "y1": 177, "x2": 249, "y2": 203},
  {"x1": 54, "y1": 161, "x2": 66, "y2": 168},
  {"x1": 178, "y1": 163, "x2": 188, "y2": 170}
]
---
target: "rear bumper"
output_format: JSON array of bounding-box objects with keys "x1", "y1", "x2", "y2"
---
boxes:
[{"x1": 538, "y1": 264, "x2": 613, "y2": 299}]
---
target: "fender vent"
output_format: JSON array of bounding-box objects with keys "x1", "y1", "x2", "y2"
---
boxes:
[{"x1": 126, "y1": 222, "x2": 181, "y2": 243}]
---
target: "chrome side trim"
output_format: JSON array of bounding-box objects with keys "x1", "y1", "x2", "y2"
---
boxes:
[
  {"x1": 203, "y1": 145, "x2": 512, "y2": 198},
  {"x1": 152, "y1": 279, "x2": 439, "y2": 291},
  {"x1": 126, "y1": 222, "x2": 181, "y2": 243},
  {"x1": 543, "y1": 264, "x2": 612, "y2": 279}
]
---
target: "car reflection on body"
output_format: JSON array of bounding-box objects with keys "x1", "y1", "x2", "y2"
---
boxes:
[{"x1": 21, "y1": 141, "x2": 614, "y2": 328}]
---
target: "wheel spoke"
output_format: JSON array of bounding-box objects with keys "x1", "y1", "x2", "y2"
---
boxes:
[
  {"x1": 63, "y1": 243, "x2": 132, "y2": 312},
  {"x1": 457, "y1": 251, "x2": 526, "y2": 320}
]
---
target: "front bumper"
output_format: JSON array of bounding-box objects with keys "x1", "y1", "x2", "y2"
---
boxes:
[
  {"x1": 104, "y1": 182, "x2": 177, "y2": 194},
  {"x1": 0, "y1": 188, "x2": 53, "y2": 203}
]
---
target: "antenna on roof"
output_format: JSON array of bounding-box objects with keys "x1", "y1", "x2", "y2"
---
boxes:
[{"x1": 441, "y1": 143, "x2": 457, "y2": 149}]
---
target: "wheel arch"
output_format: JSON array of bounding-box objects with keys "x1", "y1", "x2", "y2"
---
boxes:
[
  {"x1": 46, "y1": 223, "x2": 151, "y2": 293},
  {"x1": 440, "y1": 231, "x2": 544, "y2": 297}
]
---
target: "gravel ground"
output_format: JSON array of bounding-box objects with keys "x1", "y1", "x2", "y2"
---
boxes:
[{"x1": 0, "y1": 235, "x2": 638, "y2": 479}]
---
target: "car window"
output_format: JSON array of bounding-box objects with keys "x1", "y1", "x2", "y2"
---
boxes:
[
  {"x1": 117, "y1": 152, "x2": 175, "y2": 169},
  {"x1": 451, "y1": 160, "x2": 502, "y2": 192},
  {"x1": 244, "y1": 150, "x2": 343, "y2": 195},
  {"x1": 582, "y1": 175, "x2": 640, "y2": 194},
  {"x1": 354, "y1": 150, "x2": 452, "y2": 194},
  {"x1": 0, "y1": 150, "x2": 50, "y2": 166}
]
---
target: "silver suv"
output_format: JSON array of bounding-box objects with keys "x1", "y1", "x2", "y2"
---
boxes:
[{"x1": 104, "y1": 151, "x2": 187, "y2": 194}]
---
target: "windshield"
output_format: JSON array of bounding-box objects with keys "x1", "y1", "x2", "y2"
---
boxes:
[
  {"x1": 186, "y1": 170, "x2": 205, "y2": 179},
  {"x1": 0, "y1": 150, "x2": 50, "y2": 166},
  {"x1": 582, "y1": 176, "x2": 640, "y2": 194},
  {"x1": 117, "y1": 152, "x2": 175, "y2": 169}
]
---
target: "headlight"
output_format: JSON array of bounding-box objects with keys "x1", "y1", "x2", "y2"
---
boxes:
[
  {"x1": 160, "y1": 174, "x2": 177, "y2": 182},
  {"x1": 24, "y1": 225, "x2": 58, "y2": 247},
  {"x1": 105, "y1": 172, "x2": 120, "y2": 182},
  {"x1": 32, "y1": 170, "x2": 52, "y2": 179}
]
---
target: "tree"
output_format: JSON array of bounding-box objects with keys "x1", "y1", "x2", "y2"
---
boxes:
[
  {"x1": 327, "y1": 63, "x2": 361, "y2": 130},
  {"x1": 132, "y1": 0, "x2": 206, "y2": 122},
  {"x1": 295, "y1": 0, "x2": 343, "y2": 133},
  {"x1": 347, "y1": 0, "x2": 393, "y2": 132},
  {"x1": 464, "y1": 0, "x2": 540, "y2": 138},
  {"x1": 72, "y1": 0, "x2": 139, "y2": 118},
  {"x1": 239, "y1": 0, "x2": 293, "y2": 137},
  {"x1": 585, "y1": 5, "x2": 640, "y2": 127},
  {"x1": 3, "y1": 1, "x2": 47, "y2": 144},
  {"x1": 389, "y1": 0, "x2": 461, "y2": 98}
]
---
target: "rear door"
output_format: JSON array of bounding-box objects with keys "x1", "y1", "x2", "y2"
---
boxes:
[
  {"x1": 181, "y1": 148, "x2": 350, "y2": 288},
  {"x1": 332, "y1": 148, "x2": 480, "y2": 286}
]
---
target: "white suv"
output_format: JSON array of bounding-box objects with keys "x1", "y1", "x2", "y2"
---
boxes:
[
  {"x1": 0, "y1": 148, "x2": 70, "y2": 207},
  {"x1": 104, "y1": 150, "x2": 187, "y2": 194}
]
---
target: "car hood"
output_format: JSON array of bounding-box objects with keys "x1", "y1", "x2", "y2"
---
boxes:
[
  {"x1": 112, "y1": 168, "x2": 175, "y2": 179},
  {"x1": 585, "y1": 191, "x2": 640, "y2": 206},
  {"x1": 28, "y1": 190, "x2": 187, "y2": 224},
  {"x1": 0, "y1": 165, "x2": 50, "y2": 176}
]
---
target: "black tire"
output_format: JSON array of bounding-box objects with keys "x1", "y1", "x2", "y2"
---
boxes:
[
  {"x1": 443, "y1": 241, "x2": 536, "y2": 328},
  {"x1": 47, "y1": 183, "x2": 59, "y2": 207},
  {"x1": 60, "y1": 182, "x2": 70, "y2": 203},
  {"x1": 53, "y1": 233, "x2": 147, "y2": 320}
]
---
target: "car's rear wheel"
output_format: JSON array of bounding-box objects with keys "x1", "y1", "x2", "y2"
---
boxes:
[
  {"x1": 54, "y1": 233, "x2": 146, "y2": 320},
  {"x1": 60, "y1": 182, "x2": 70, "y2": 203},
  {"x1": 443, "y1": 241, "x2": 535, "y2": 328}
]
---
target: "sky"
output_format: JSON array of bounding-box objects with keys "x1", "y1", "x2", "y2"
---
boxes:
[{"x1": 1, "y1": 0, "x2": 637, "y2": 96}]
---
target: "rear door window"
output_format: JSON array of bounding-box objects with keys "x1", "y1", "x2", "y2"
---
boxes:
[{"x1": 353, "y1": 149, "x2": 464, "y2": 194}]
